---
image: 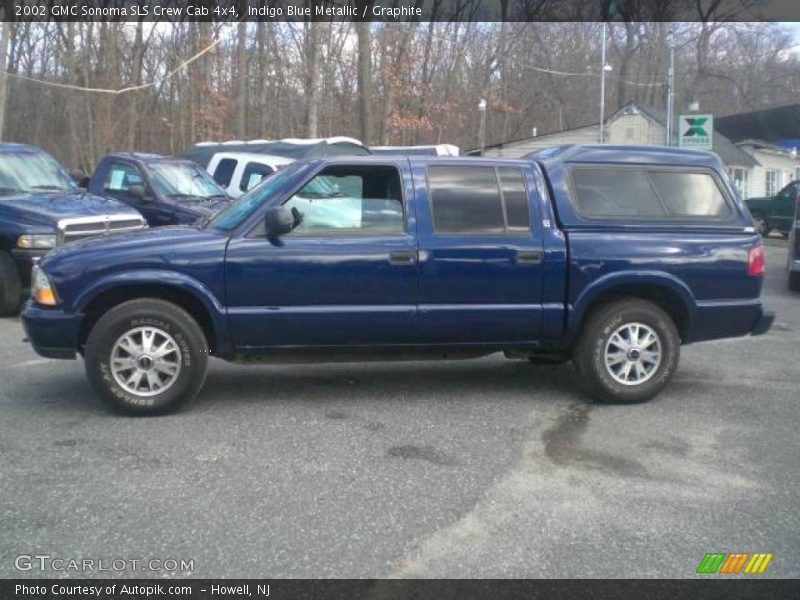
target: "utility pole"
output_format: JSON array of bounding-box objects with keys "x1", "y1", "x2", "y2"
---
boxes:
[{"x1": 666, "y1": 29, "x2": 675, "y2": 146}]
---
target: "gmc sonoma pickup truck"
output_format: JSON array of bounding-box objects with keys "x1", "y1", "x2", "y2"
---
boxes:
[
  {"x1": 22, "y1": 145, "x2": 774, "y2": 415},
  {"x1": 0, "y1": 143, "x2": 146, "y2": 316}
]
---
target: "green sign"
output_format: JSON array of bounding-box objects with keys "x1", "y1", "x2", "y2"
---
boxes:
[{"x1": 678, "y1": 114, "x2": 714, "y2": 150}]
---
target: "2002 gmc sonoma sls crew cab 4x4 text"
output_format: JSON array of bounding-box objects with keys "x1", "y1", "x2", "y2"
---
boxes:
[{"x1": 22, "y1": 145, "x2": 774, "y2": 415}]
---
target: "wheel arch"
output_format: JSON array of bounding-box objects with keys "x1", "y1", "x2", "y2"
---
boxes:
[
  {"x1": 75, "y1": 272, "x2": 231, "y2": 357},
  {"x1": 569, "y1": 272, "x2": 696, "y2": 344}
]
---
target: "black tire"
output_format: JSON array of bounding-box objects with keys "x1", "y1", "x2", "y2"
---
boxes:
[
  {"x1": 573, "y1": 299, "x2": 680, "y2": 404},
  {"x1": 751, "y1": 211, "x2": 770, "y2": 237},
  {"x1": 789, "y1": 271, "x2": 800, "y2": 292},
  {"x1": 84, "y1": 299, "x2": 209, "y2": 415},
  {"x1": 0, "y1": 252, "x2": 22, "y2": 317}
]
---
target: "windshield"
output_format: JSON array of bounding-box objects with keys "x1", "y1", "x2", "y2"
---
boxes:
[
  {"x1": 148, "y1": 161, "x2": 226, "y2": 199},
  {"x1": 0, "y1": 150, "x2": 77, "y2": 194},
  {"x1": 208, "y1": 163, "x2": 306, "y2": 231}
]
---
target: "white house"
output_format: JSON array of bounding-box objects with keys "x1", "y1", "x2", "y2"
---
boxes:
[{"x1": 475, "y1": 101, "x2": 799, "y2": 199}]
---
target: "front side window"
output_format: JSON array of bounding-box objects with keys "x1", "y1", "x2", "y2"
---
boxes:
[
  {"x1": 571, "y1": 167, "x2": 732, "y2": 219},
  {"x1": 428, "y1": 165, "x2": 531, "y2": 233},
  {"x1": 283, "y1": 165, "x2": 404, "y2": 235},
  {"x1": 104, "y1": 162, "x2": 144, "y2": 192},
  {"x1": 208, "y1": 163, "x2": 306, "y2": 231}
]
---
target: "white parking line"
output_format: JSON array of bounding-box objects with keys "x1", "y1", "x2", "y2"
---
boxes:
[{"x1": 0, "y1": 359, "x2": 53, "y2": 370}]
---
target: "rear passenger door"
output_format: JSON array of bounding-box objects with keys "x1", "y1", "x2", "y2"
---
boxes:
[{"x1": 415, "y1": 163, "x2": 545, "y2": 344}]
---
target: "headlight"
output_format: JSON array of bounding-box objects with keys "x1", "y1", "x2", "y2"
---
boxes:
[
  {"x1": 17, "y1": 234, "x2": 57, "y2": 249},
  {"x1": 31, "y1": 265, "x2": 58, "y2": 306}
]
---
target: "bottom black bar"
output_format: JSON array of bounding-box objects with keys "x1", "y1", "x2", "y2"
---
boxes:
[{"x1": 2, "y1": 579, "x2": 799, "y2": 600}]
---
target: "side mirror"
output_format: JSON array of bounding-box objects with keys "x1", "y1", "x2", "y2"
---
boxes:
[
  {"x1": 70, "y1": 169, "x2": 88, "y2": 188},
  {"x1": 128, "y1": 184, "x2": 150, "y2": 201},
  {"x1": 264, "y1": 206, "x2": 295, "y2": 237}
]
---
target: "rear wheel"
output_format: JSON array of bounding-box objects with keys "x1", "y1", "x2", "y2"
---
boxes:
[
  {"x1": 573, "y1": 299, "x2": 680, "y2": 404},
  {"x1": 84, "y1": 299, "x2": 208, "y2": 415},
  {"x1": 0, "y1": 252, "x2": 22, "y2": 317}
]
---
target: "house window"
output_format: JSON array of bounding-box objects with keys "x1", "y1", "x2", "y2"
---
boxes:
[
  {"x1": 765, "y1": 169, "x2": 781, "y2": 196},
  {"x1": 729, "y1": 167, "x2": 749, "y2": 198}
]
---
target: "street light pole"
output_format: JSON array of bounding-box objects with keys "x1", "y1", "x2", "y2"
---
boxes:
[{"x1": 478, "y1": 98, "x2": 487, "y2": 154}]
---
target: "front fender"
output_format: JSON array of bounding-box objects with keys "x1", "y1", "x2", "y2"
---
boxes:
[
  {"x1": 568, "y1": 270, "x2": 697, "y2": 341},
  {"x1": 72, "y1": 269, "x2": 232, "y2": 356}
]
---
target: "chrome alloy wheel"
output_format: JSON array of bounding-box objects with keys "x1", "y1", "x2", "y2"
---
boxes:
[
  {"x1": 110, "y1": 327, "x2": 182, "y2": 397},
  {"x1": 604, "y1": 322, "x2": 662, "y2": 386}
]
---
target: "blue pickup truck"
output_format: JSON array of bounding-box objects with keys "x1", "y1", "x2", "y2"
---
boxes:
[
  {"x1": 0, "y1": 143, "x2": 146, "y2": 316},
  {"x1": 22, "y1": 145, "x2": 774, "y2": 415},
  {"x1": 86, "y1": 153, "x2": 230, "y2": 227}
]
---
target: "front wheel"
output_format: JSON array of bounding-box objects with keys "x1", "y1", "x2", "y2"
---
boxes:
[
  {"x1": 0, "y1": 252, "x2": 22, "y2": 316},
  {"x1": 84, "y1": 299, "x2": 209, "y2": 415},
  {"x1": 573, "y1": 299, "x2": 680, "y2": 404}
]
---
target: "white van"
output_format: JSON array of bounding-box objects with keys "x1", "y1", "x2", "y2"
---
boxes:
[{"x1": 206, "y1": 152, "x2": 294, "y2": 198}]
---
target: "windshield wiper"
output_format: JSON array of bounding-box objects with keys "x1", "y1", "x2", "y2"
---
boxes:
[
  {"x1": 0, "y1": 186, "x2": 22, "y2": 195},
  {"x1": 31, "y1": 185, "x2": 65, "y2": 191}
]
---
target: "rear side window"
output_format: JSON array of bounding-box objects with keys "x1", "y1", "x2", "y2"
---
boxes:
[
  {"x1": 649, "y1": 172, "x2": 731, "y2": 217},
  {"x1": 428, "y1": 165, "x2": 530, "y2": 233},
  {"x1": 212, "y1": 158, "x2": 237, "y2": 187},
  {"x1": 571, "y1": 168, "x2": 666, "y2": 218},
  {"x1": 240, "y1": 162, "x2": 274, "y2": 192},
  {"x1": 571, "y1": 167, "x2": 732, "y2": 219}
]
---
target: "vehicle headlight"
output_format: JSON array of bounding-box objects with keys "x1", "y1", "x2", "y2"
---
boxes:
[
  {"x1": 17, "y1": 234, "x2": 57, "y2": 249},
  {"x1": 31, "y1": 265, "x2": 58, "y2": 306}
]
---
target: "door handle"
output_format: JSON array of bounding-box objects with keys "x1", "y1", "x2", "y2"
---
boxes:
[
  {"x1": 516, "y1": 249, "x2": 543, "y2": 264},
  {"x1": 389, "y1": 250, "x2": 417, "y2": 265}
]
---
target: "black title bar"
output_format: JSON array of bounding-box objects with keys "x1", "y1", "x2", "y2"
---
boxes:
[{"x1": 3, "y1": 0, "x2": 800, "y2": 22}]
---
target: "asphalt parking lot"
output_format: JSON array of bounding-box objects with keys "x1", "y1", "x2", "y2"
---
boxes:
[{"x1": 0, "y1": 240, "x2": 797, "y2": 579}]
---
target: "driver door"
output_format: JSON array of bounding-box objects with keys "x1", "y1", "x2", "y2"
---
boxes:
[{"x1": 224, "y1": 162, "x2": 419, "y2": 350}]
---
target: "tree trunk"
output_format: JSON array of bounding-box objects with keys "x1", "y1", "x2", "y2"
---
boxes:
[
  {"x1": 236, "y1": 21, "x2": 248, "y2": 138},
  {"x1": 305, "y1": 22, "x2": 321, "y2": 138},
  {"x1": 0, "y1": 22, "x2": 11, "y2": 140},
  {"x1": 356, "y1": 20, "x2": 372, "y2": 145}
]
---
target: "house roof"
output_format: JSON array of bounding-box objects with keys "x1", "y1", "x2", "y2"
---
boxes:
[
  {"x1": 716, "y1": 104, "x2": 800, "y2": 146},
  {"x1": 609, "y1": 102, "x2": 758, "y2": 167},
  {"x1": 470, "y1": 101, "x2": 758, "y2": 167}
]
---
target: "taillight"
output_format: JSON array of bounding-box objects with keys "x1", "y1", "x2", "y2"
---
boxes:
[{"x1": 747, "y1": 243, "x2": 765, "y2": 276}]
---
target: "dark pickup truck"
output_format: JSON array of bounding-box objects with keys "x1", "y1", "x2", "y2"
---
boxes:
[
  {"x1": 745, "y1": 180, "x2": 798, "y2": 237},
  {"x1": 0, "y1": 143, "x2": 146, "y2": 315},
  {"x1": 86, "y1": 153, "x2": 230, "y2": 227},
  {"x1": 22, "y1": 145, "x2": 774, "y2": 415}
]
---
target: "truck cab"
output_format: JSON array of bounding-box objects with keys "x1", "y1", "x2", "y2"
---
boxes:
[
  {"x1": 745, "y1": 180, "x2": 799, "y2": 236},
  {"x1": 0, "y1": 143, "x2": 146, "y2": 315},
  {"x1": 88, "y1": 153, "x2": 231, "y2": 227},
  {"x1": 22, "y1": 148, "x2": 772, "y2": 415}
]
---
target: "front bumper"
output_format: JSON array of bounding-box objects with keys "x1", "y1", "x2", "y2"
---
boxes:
[
  {"x1": 751, "y1": 309, "x2": 775, "y2": 336},
  {"x1": 10, "y1": 248, "x2": 49, "y2": 288},
  {"x1": 21, "y1": 302, "x2": 82, "y2": 359}
]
